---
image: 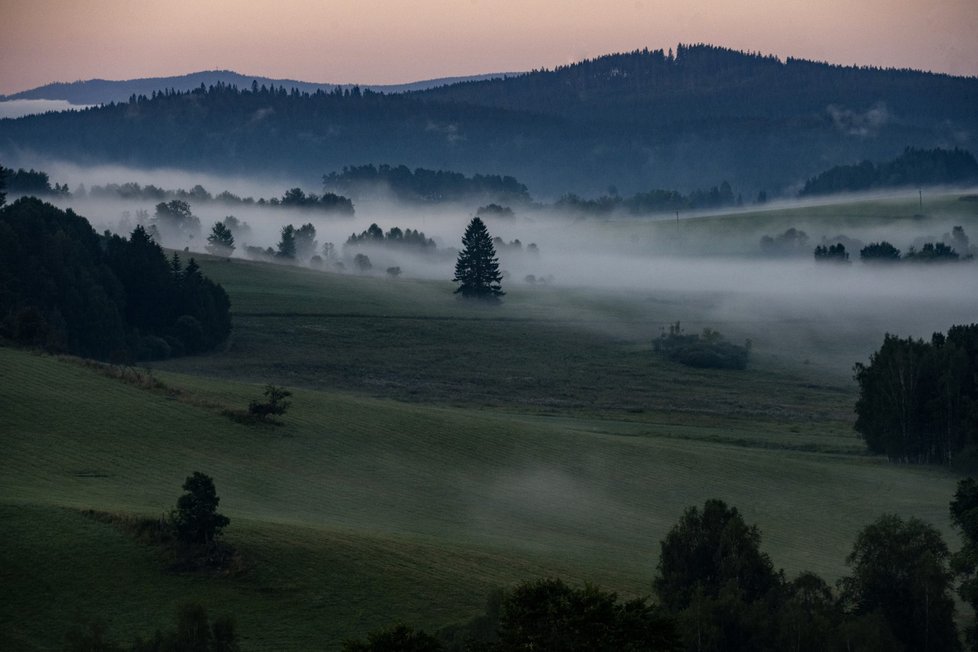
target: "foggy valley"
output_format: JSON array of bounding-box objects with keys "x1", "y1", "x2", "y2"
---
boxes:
[{"x1": 3, "y1": 18, "x2": 978, "y2": 650}]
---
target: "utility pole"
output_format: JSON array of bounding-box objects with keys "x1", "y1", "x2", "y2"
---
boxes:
[{"x1": 919, "y1": 188, "x2": 923, "y2": 213}]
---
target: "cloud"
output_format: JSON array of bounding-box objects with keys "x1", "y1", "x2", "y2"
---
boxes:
[
  {"x1": 826, "y1": 102, "x2": 890, "y2": 137},
  {"x1": 0, "y1": 99, "x2": 95, "y2": 119}
]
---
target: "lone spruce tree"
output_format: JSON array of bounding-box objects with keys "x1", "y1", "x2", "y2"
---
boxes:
[{"x1": 453, "y1": 217, "x2": 504, "y2": 301}]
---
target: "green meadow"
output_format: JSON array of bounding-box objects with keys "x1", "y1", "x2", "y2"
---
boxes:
[{"x1": 2, "y1": 192, "x2": 975, "y2": 649}]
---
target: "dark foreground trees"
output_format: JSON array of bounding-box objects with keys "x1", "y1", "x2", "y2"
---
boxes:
[
  {"x1": 951, "y1": 478, "x2": 978, "y2": 648},
  {"x1": 854, "y1": 324, "x2": 978, "y2": 464},
  {"x1": 841, "y1": 514, "x2": 960, "y2": 651},
  {"x1": 453, "y1": 217, "x2": 504, "y2": 301},
  {"x1": 65, "y1": 603, "x2": 239, "y2": 652}
]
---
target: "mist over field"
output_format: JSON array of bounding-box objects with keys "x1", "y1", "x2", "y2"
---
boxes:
[{"x1": 22, "y1": 160, "x2": 972, "y2": 386}]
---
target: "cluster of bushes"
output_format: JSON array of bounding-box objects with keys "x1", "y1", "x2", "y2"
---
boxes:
[
  {"x1": 475, "y1": 203, "x2": 515, "y2": 220},
  {"x1": 760, "y1": 227, "x2": 810, "y2": 256},
  {"x1": 0, "y1": 197, "x2": 230, "y2": 360},
  {"x1": 653, "y1": 322, "x2": 750, "y2": 370},
  {"x1": 349, "y1": 489, "x2": 978, "y2": 651},
  {"x1": 855, "y1": 324, "x2": 978, "y2": 465}
]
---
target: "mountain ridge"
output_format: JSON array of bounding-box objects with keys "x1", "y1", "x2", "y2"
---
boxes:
[
  {"x1": 2, "y1": 44, "x2": 976, "y2": 197},
  {"x1": 1, "y1": 70, "x2": 520, "y2": 105}
]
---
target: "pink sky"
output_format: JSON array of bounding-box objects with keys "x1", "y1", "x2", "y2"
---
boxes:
[{"x1": 2, "y1": 0, "x2": 976, "y2": 95}]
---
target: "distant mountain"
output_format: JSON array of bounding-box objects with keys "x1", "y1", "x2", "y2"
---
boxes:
[
  {"x1": 0, "y1": 70, "x2": 519, "y2": 106},
  {"x1": 1, "y1": 45, "x2": 976, "y2": 197}
]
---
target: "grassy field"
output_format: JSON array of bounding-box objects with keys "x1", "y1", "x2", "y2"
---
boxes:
[{"x1": 2, "y1": 192, "x2": 974, "y2": 649}]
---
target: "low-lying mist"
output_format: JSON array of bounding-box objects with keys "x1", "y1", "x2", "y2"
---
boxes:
[{"x1": 29, "y1": 163, "x2": 978, "y2": 376}]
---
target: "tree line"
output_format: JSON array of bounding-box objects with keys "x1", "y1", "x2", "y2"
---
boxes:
[
  {"x1": 800, "y1": 147, "x2": 978, "y2": 196},
  {"x1": 0, "y1": 196, "x2": 230, "y2": 360},
  {"x1": 84, "y1": 181, "x2": 355, "y2": 215},
  {"x1": 323, "y1": 164, "x2": 530, "y2": 205},
  {"x1": 556, "y1": 181, "x2": 739, "y2": 216}
]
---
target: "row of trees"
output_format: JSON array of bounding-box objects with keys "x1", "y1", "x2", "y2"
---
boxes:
[
  {"x1": 84, "y1": 181, "x2": 355, "y2": 215},
  {"x1": 346, "y1": 222, "x2": 437, "y2": 252},
  {"x1": 854, "y1": 324, "x2": 978, "y2": 464},
  {"x1": 347, "y1": 489, "x2": 978, "y2": 651},
  {"x1": 0, "y1": 196, "x2": 231, "y2": 360},
  {"x1": 323, "y1": 164, "x2": 531, "y2": 204},
  {"x1": 816, "y1": 239, "x2": 969, "y2": 263},
  {"x1": 555, "y1": 180, "x2": 740, "y2": 217}
]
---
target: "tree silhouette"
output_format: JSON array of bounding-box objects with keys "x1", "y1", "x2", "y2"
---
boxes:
[
  {"x1": 206, "y1": 222, "x2": 235, "y2": 257},
  {"x1": 172, "y1": 472, "x2": 230, "y2": 545},
  {"x1": 453, "y1": 217, "x2": 504, "y2": 301}
]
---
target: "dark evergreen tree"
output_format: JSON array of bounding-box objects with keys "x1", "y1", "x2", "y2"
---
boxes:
[{"x1": 453, "y1": 217, "x2": 504, "y2": 301}]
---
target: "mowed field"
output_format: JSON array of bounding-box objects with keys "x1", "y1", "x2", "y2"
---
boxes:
[{"x1": 2, "y1": 193, "x2": 975, "y2": 650}]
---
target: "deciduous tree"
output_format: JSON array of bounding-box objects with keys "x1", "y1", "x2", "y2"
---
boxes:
[
  {"x1": 172, "y1": 472, "x2": 230, "y2": 546},
  {"x1": 840, "y1": 514, "x2": 959, "y2": 651}
]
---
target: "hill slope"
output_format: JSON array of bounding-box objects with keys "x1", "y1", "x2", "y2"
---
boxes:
[{"x1": 1, "y1": 223, "x2": 968, "y2": 647}]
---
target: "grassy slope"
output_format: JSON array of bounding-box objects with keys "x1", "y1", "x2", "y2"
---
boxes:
[{"x1": 2, "y1": 192, "x2": 974, "y2": 649}]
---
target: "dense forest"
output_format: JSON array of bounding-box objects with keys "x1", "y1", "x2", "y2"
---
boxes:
[
  {"x1": 2, "y1": 45, "x2": 976, "y2": 196},
  {"x1": 0, "y1": 195, "x2": 231, "y2": 360},
  {"x1": 800, "y1": 147, "x2": 978, "y2": 196}
]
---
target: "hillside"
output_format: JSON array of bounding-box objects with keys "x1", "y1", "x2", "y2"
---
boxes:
[
  {"x1": 3, "y1": 190, "x2": 973, "y2": 647},
  {"x1": 1, "y1": 45, "x2": 976, "y2": 197}
]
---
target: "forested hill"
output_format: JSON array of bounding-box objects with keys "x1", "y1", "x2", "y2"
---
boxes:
[
  {"x1": 417, "y1": 44, "x2": 978, "y2": 126},
  {"x1": 1, "y1": 44, "x2": 976, "y2": 197}
]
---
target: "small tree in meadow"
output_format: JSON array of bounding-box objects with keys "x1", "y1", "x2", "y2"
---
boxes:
[
  {"x1": 453, "y1": 217, "x2": 504, "y2": 301},
  {"x1": 248, "y1": 384, "x2": 292, "y2": 421},
  {"x1": 172, "y1": 472, "x2": 230, "y2": 546}
]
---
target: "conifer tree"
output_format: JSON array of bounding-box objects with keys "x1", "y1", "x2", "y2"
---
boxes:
[{"x1": 453, "y1": 217, "x2": 504, "y2": 301}]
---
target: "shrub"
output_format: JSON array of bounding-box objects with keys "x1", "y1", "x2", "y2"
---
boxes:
[
  {"x1": 247, "y1": 384, "x2": 292, "y2": 421},
  {"x1": 653, "y1": 322, "x2": 750, "y2": 369}
]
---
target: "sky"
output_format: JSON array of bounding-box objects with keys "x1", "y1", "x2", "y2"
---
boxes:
[{"x1": 1, "y1": 0, "x2": 977, "y2": 95}]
